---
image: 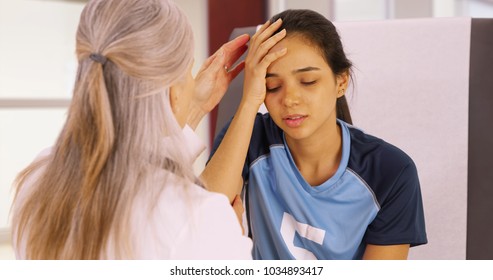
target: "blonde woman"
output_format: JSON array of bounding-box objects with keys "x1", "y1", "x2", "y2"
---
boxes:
[{"x1": 11, "y1": 0, "x2": 252, "y2": 259}]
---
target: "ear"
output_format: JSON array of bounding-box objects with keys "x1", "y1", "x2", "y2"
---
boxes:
[{"x1": 336, "y1": 71, "x2": 350, "y2": 98}]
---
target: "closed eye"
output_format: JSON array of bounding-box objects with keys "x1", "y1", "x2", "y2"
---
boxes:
[
  {"x1": 266, "y1": 86, "x2": 281, "y2": 93},
  {"x1": 301, "y1": 81, "x2": 317, "y2": 85}
]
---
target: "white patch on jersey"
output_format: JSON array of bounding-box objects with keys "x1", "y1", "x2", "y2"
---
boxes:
[{"x1": 280, "y1": 212, "x2": 326, "y2": 260}]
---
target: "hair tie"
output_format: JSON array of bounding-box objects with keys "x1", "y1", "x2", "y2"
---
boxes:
[{"x1": 89, "y1": 53, "x2": 107, "y2": 65}]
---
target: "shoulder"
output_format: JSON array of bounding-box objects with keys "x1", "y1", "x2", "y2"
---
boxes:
[
  {"x1": 348, "y1": 125, "x2": 413, "y2": 167},
  {"x1": 154, "y1": 172, "x2": 232, "y2": 211},
  {"x1": 343, "y1": 125, "x2": 427, "y2": 246},
  {"x1": 347, "y1": 125, "x2": 416, "y2": 175},
  {"x1": 164, "y1": 183, "x2": 253, "y2": 259},
  {"x1": 345, "y1": 125, "x2": 419, "y2": 204},
  {"x1": 133, "y1": 177, "x2": 252, "y2": 259}
]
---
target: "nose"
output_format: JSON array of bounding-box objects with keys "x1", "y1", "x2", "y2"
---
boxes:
[{"x1": 282, "y1": 86, "x2": 300, "y2": 107}]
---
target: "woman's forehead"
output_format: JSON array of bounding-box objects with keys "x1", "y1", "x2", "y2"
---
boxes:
[{"x1": 267, "y1": 36, "x2": 328, "y2": 71}]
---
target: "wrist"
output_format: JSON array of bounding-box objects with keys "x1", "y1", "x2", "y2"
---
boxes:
[
  {"x1": 238, "y1": 99, "x2": 262, "y2": 115},
  {"x1": 186, "y1": 106, "x2": 205, "y2": 130}
]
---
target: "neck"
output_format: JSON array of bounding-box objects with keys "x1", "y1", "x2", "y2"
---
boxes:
[{"x1": 285, "y1": 121, "x2": 343, "y2": 186}]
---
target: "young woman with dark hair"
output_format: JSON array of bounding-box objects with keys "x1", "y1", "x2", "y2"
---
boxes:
[{"x1": 204, "y1": 9, "x2": 427, "y2": 260}]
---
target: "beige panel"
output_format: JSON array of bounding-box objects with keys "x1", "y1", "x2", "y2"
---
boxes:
[
  {"x1": 394, "y1": 0, "x2": 433, "y2": 18},
  {"x1": 335, "y1": 18, "x2": 471, "y2": 259}
]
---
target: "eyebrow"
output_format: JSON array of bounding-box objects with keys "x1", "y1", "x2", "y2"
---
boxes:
[{"x1": 266, "y1": 66, "x2": 321, "y2": 78}]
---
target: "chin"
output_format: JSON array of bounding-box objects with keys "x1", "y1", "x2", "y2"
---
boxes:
[{"x1": 283, "y1": 128, "x2": 311, "y2": 141}]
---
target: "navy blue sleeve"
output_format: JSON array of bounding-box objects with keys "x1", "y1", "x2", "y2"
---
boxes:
[{"x1": 364, "y1": 160, "x2": 427, "y2": 247}]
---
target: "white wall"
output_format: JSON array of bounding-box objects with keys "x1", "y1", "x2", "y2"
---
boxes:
[
  {"x1": 335, "y1": 0, "x2": 388, "y2": 21},
  {"x1": 337, "y1": 17, "x2": 471, "y2": 259},
  {"x1": 0, "y1": 0, "x2": 85, "y2": 259},
  {"x1": 268, "y1": 0, "x2": 493, "y2": 20}
]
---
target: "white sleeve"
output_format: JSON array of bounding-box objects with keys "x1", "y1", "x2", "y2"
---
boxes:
[
  {"x1": 172, "y1": 191, "x2": 253, "y2": 260},
  {"x1": 182, "y1": 125, "x2": 206, "y2": 163}
]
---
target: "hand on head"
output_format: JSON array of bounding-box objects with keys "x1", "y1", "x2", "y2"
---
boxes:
[
  {"x1": 241, "y1": 19, "x2": 287, "y2": 109},
  {"x1": 188, "y1": 34, "x2": 250, "y2": 128}
]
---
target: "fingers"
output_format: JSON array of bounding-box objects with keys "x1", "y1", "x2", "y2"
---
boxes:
[
  {"x1": 250, "y1": 18, "x2": 283, "y2": 51},
  {"x1": 201, "y1": 33, "x2": 248, "y2": 77},
  {"x1": 222, "y1": 33, "x2": 250, "y2": 54},
  {"x1": 256, "y1": 29, "x2": 286, "y2": 57},
  {"x1": 224, "y1": 44, "x2": 248, "y2": 70},
  {"x1": 209, "y1": 49, "x2": 226, "y2": 75},
  {"x1": 216, "y1": 33, "x2": 249, "y2": 68},
  {"x1": 246, "y1": 18, "x2": 285, "y2": 67},
  {"x1": 198, "y1": 51, "x2": 217, "y2": 73},
  {"x1": 201, "y1": 44, "x2": 246, "y2": 83},
  {"x1": 259, "y1": 47, "x2": 287, "y2": 69},
  {"x1": 215, "y1": 35, "x2": 249, "y2": 76},
  {"x1": 226, "y1": 61, "x2": 245, "y2": 82},
  {"x1": 253, "y1": 18, "x2": 280, "y2": 40}
]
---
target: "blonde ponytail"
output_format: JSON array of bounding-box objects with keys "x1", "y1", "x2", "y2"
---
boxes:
[{"x1": 12, "y1": 0, "x2": 195, "y2": 259}]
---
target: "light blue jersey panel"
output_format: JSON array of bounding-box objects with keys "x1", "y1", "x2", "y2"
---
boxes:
[
  {"x1": 211, "y1": 114, "x2": 427, "y2": 260},
  {"x1": 248, "y1": 123, "x2": 380, "y2": 260}
]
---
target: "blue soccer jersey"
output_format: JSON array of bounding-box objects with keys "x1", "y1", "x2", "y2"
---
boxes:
[{"x1": 211, "y1": 113, "x2": 427, "y2": 260}]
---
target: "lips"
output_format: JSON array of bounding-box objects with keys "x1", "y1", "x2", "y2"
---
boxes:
[{"x1": 282, "y1": 114, "x2": 307, "y2": 128}]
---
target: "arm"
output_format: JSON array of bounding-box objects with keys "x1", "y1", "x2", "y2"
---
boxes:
[
  {"x1": 200, "y1": 100, "x2": 258, "y2": 202},
  {"x1": 363, "y1": 244, "x2": 410, "y2": 260},
  {"x1": 200, "y1": 19, "x2": 287, "y2": 202}
]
